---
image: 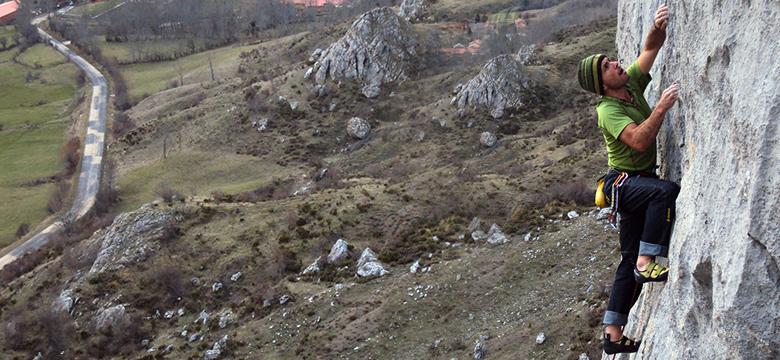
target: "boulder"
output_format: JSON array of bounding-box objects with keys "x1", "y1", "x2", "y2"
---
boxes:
[
  {"x1": 251, "y1": 117, "x2": 268, "y2": 131},
  {"x1": 327, "y1": 239, "x2": 350, "y2": 263},
  {"x1": 535, "y1": 332, "x2": 545, "y2": 345},
  {"x1": 452, "y1": 54, "x2": 534, "y2": 119},
  {"x1": 356, "y1": 248, "x2": 389, "y2": 277},
  {"x1": 87, "y1": 204, "x2": 180, "y2": 276},
  {"x1": 95, "y1": 304, "x2": 129, "y2": 334},
  {"x1": 486, "y1": 224, "x2": 509, "y2": 245},
  {"x1": 471, "y1": 230, "x2": 487, "y2": 242},
  {"x1": 480, "y1": 132, "x2": 497, "y2": 147},
  {"x1": 52, "y1": 288, "x2": 75, "y2": 315},
  {"x1": 611, "y1": 2, "x2": 779, "y2": 359},
  {"x1": 398, "y1": 0, "x2": 427, "y2": 22},
  {"x1": 218, "y1": 309, "x2": 234, "y2": 329},
  {"x1": 302, "y1": 256, "x2": 324, "y2": 275},
  {"x1": 347, "y1": 117, "x2": 371, "y2": 139},
  {"x1": 468, "y1": 217, "x2": 482, "y2": 233},
  {"x1": 312, "y1": 8, "x2": 418, "y2": 98}
]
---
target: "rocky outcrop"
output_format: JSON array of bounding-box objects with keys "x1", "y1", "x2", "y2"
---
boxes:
[
  {"x1": 398, "y1": 0, "x2": 427, "y2": 22},
  {"x1": 612, "y1": 2, "x2": 779, "y2": 359},
  {"x1": 451, "y1": 55, "x2": 534, "y2": 119},
  {"x1": 312, "y1": 7, "x2": 418, "y2": 98},
  {"x1": 87, "y1": 204, "x2": 180, "y2": 276}
]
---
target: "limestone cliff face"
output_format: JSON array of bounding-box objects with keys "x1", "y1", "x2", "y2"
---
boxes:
[{"x1": 610, "y1": 1, "x2": 779, "y2": 359}]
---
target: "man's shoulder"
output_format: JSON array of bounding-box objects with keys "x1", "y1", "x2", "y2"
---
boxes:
[{"x1": 596, "y1": 98, "x2": 625, "y2": 117}]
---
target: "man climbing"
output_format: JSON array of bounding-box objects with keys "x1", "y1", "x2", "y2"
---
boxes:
[{"x1": 576, "y1": 4, "x2": 681, "y2": 355}]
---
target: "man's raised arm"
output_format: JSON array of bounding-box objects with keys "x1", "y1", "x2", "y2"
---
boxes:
[{"x1": 637, "y1": 4, "x2": 669, "y2": 74}]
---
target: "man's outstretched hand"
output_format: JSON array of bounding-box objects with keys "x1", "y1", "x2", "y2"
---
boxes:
[
  {"x1": 658, "y1": 82, "x2": 679, "y2": 112},
  {"x1": 655, "y1": 4, "x2": 669, "y2": 30}
]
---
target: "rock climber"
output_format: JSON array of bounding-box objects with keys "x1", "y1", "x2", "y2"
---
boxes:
[{"x1": 576, "y1": 4, "x2": 681, "y2": 355}]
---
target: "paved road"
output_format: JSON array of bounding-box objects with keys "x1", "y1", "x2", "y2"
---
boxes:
[{"x1": 0, "y1": 19, "x2": 108, "y2": 270}]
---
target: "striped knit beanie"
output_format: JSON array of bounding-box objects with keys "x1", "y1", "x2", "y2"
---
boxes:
[{"x1": 578, "y1": 54, "x2": 606, "y2": 95}]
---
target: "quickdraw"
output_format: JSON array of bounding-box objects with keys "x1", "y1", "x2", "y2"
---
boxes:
[{"x1": 608, "y1": 172, "x2": 629, "y2": 228}]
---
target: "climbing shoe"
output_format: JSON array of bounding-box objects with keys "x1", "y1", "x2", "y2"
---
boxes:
[
  {"x1": 603, "y1": 333, "x2": 641, "y2": 354},
  {"x1": 634, "y1": 261, "x2": 669, "y2": 283}
]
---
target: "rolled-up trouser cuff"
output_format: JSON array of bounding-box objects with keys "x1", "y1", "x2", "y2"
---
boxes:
[
  {"x1": 603, "y1": 310, "x2": 628, "y2": 325},
  {"x1": 639, "y1": 241, "x2": 668, "y2": 257}
]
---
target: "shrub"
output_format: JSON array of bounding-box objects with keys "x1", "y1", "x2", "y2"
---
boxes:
[
  {"x1": 111, "y1": 112, "x2": 135, "y2": 139},
  {"x1": 14, "y1": 223, "x2": 30, "y2": 239},
  {"x1": 62, "y1": 136, "x2": 81, "y2": 176},
  {"x1": 47, "y1": 181, "x2": 70, "y2": 214},
  {"x1": 154, "y1": 183, "x2": 183, "y2": 203}
]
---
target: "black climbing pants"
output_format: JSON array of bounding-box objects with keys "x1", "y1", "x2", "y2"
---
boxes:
[{"x1": 603, "y1": 171, "x2": 680, "y2": 326}]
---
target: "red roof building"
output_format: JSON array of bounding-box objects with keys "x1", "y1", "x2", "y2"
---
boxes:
[
  {"x1": 289, "y1": 0, "x2": 346, "y2": 7},
  {"x1": 0, "y1": 0, "x2": 19, "y2": 25}
]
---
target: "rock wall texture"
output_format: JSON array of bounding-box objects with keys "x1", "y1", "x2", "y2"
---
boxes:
[
  {"x1": 610, "y1": 1, "x2": 779, "y2": 359},
  {"x1": 312, "y1": 7, "x2": 417, "y2": 98}
]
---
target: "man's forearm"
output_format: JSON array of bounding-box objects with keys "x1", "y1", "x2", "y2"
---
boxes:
[
  {"x1": 643, "y1": 25, "x2": 666, "y2": 52},
  {"x1": 635, "y1": 107, "x2": 668, "y2": 151}
]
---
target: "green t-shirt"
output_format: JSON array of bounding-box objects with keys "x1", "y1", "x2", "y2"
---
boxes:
[{"x1": 596, "y1": 61, "x2": 655, "y2": 171}]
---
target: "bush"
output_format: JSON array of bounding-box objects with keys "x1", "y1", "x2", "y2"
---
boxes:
[
  {"x1": 47, "y1": 181, "x2": 70, "y2": 214},
  {"x1": 62, "y1": 136, "x2": 81, "y2": 176},
  {"x1": 154, "y1": 183, "x2": 183, "y2": 203},
  {"x1": 14, "y1": 223, "x2": 30, "y2": 239},
  {"x1": 111, "y1": 111, "x2": 135, "y2": 139}
]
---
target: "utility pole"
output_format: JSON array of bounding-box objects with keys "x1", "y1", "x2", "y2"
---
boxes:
[{"x1": 208, "y1": 55, "x2": 215, "y2": 81}]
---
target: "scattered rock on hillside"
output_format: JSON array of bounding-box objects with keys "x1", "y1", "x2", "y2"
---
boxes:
[
  {"x1": 516, "y1": 44, "x2": 536, "y2": 65},
  {"x1": 308, "y1": 48, "x2": 323, "y2": 64},
  {"x1": 347, "y1": 117, "x2": 371, "y2": 139},
  {"x1": 535, "y1": 332, "x2": 546, "y2": 344},
  {"x1": 480, "y1": 132, "x2": 497, "y2": 147},
  {"x1": 95, "y1": 304, "x2": 129, "y2": 334},
  {"x1": 409, "y1": 259, "x2": 421, "y2": 273},
  {"x1": 471, "y1": 230, "x2": 488, "y2": 242},
  {"x1": 486, "y1": 224, "x2": 509, "y2": 245},
  {"x1": 398, "y1": 0, "x2": 427, "y2": 22},
  {"x1": 302, "y1": 256, "x2": 325, "y2": 275},
  {"x1": 203, "y1": 335, "x2": 228, "y2": 360},
  {"x1": 52, "y1": 288, "x2": 76, "y2": 315},
  {"x1": 312, "y1": 7, "x2": 418, "y2": 98},
  {"x1": 218, "y1": 309, "x2": 234, "y2": 329},
  {"x1": 87, "y1": 204, "x2": 180, "y2": 276},
  {"x1": 567, "y1": 210, "x2": 579, "y2": 219},
  {"x1": 251, "y1": 117, "x2": 268, "y2": 131},
  {"x1": 474, "y1": 334, "x2": 489, "y2": 360},
  {"x1": 327, "y1": 239, "x2": 350, "y2": 263},
  {"x1": 578, "y1": 353, "x2": 590, "y2": 360},
  {"x1": 452, "y1": 54, "x2": 534, "y2": 119},
  {"x1": 468, "y1": 217, "x2": 482, "y2": 233},
  {"x1": 356, "y1": 248, "x2": 389, "y2": 277}
]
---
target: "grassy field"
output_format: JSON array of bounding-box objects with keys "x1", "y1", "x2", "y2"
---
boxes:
[
  {"x1": 68, "y1": 0, "x2": 124, "y2": 17},
  {"x1": 120, "y1": 42, "x2": 259, "y2": 103},
  {"x1": 115, "y1": 151, "x2": 291, "y2": 213},
  {"x1": 0, "y1": 35, "x2": 79, "y2": 247},
  {"x1": 95, "y1": 37, "x2": 212, "y2": 64}
]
